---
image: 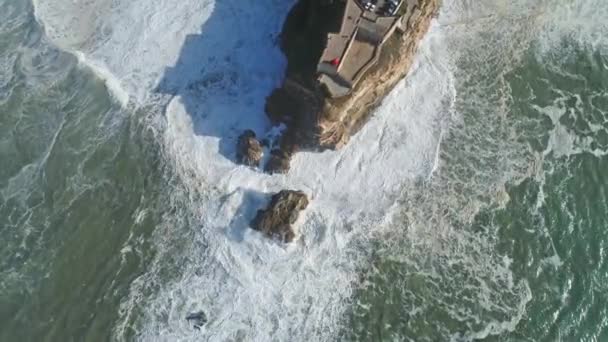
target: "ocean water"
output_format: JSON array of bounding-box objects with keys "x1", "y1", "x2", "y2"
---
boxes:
[{"x1": 0, "y1": 0, "x2": 606, "y2": 341}]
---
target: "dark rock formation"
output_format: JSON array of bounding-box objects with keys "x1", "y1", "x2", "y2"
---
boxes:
[
  {"x1": 264, "y1": 140, "x2": 301, "y2": 174},
  {"x1": 236, "y1": 129, "x2": 263, "y2": 167},
  {"x1": 186, "y1": 311, "x2": 208, "y2": 330},
  {"x1": 251, "y1": 190, "x2": 310, "y2": 242},
  {"x1": 263, "y1": 0, "x2": 439, "y2": 172},
  {"x1": 265, "y1": 149, "x2": 292, "y2": 174}
]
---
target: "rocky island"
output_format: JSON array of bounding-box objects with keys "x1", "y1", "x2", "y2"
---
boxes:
[
  {"x1": 251, "y1": 0, "x2": 440, "y2": 173},
  {"x1": 244, "y1": 0, "x2": 438, "y2": 241},
  {"x1": 251, "y1": 190, "x2": 310, "y2": 243}
]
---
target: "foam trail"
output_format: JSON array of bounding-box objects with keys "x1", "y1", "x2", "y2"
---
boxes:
[
  {"x1": 346, "y1": 0, "x2": 608, "y2": 340},
  {"x1": 71, "y1": 52, "x2": 130, "y2": 107},
  {"x1": 32, "y1": 0, "x2": 217, "y2": 105}
]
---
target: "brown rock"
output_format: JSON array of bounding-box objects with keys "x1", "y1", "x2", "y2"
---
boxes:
[
  {"x1": 263, "y1": 0, "x2": 439, "y2": 170},
  {"x1": 264, "y1": 136, "x2": 301, "y2": 174},
  {"x1": 236, "y1": 130, "x2": 263, "y2": 167},
  {"x1": 251, "y1": 190, "x2": 309, "y2": 243},
  {"x1": 264, "y1": 149, "x2": 292, "y2": 174},
  {"x1": 317, "y1": 119, "x2": 348, "y2": 150}
]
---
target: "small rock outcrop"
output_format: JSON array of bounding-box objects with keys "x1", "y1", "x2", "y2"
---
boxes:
[
  {"x1": 186, "y1": 311, "x2": 208, "y2": 330},
  {"x1": 265, "y1": 152, "x2": 289, "y2": 174},
  {"x1": 265, "y1": 148, "x2": 294, "y2": 174},
  {"x1": 251, "y1": 190, "x2": 309, "y2": 242},
  {"x1": 236, "y1": 130, "x2": 263, "y2": 167}
]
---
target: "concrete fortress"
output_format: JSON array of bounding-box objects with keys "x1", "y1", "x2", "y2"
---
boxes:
[{"x1": 317, "y1": 0, "x2": 423, "y2": 97}]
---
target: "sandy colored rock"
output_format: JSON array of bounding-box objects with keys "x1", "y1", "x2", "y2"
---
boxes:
[
  {"x1": 250, "y1": 190, "x2": 309, "y2": 242},
  {"x1": 236, "y1": 129, "x2": 263, "y2": 167},
  {"x1": 264, "y1": 0, "x2": 439, "y2": 169}
]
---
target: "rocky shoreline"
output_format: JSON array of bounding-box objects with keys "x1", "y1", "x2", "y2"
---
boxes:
[
  {"x1": 259, "y1": 0, "x2": 439, "y2": 173},
  {"x1": 237, "y1": 0, "x2": 439, "y2": 174},
  {"x1": 241, "y1": 0, "x2": 439, "y2": 241}
]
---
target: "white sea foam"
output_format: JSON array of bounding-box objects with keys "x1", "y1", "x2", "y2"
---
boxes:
[
  {"x1": 354, "y1": 0, "x2": 608, "y2": 340},
  {"x1": 533, "y1": 0, "x2": 608, "y2": 158},
  {"x1": 536, "y1": 0, "x2": 608, "y2": 53},
  {"x1": 33, "y1": 0, "x2": 218, "y2": 105},
  {"x1": 72, "y1": 51, "x2": 130, "y2": 107},
  {"x1": 31, "y1": 0, "x2": 608, "y2": 340},
  {"x1": 138, "y1": 20, "x2": 451, "y2": 340},
  {"x1": 32, "y1": 0, "x2": 450, "y2": 339}
]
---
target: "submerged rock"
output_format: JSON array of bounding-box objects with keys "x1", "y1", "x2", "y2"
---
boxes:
[
  {"x1": 186, "y1": 311, "x2": 208, "y2": 330},
  {"x1": 236, "y1": 130, "x2": 263, "y2": 167},
  {"x1": 251, "y1": 190, "x2": 309, "y2": 242},
  {"x1": 264, "y1": 149, "x2": 292, "y2": 174}
]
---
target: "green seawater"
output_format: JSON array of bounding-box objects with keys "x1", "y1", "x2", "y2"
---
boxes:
[
  {"x1": 0, "y1": 1, "x2": 167, "y2": 340},
  {"x1": 347, "y1": 37, "x2": 608, "y2": 342},
  {"x1": 1, "y1": 0, "x2": 607, "y2": 341}
]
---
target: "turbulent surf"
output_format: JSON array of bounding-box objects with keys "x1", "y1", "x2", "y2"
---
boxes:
[{"x1": 1, "y1": 0, "x2": 606, "y2": 341}]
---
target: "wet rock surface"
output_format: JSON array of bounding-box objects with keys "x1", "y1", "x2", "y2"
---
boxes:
[
  {"x1": 250, "y1": 190, "x2": 309, "y2": 242},
  {"x1": 264, "y1": 151, "x2": 291, "y2": 174},
  {"x1": 186, "y1": 311, "x2": 208, "y2": 330},
  {"x1": 236, "y1": 129, "x2": 263, "y2": 167},
  {"x1": 263, "y1": 0, "x2": 439, "y2": 172}
]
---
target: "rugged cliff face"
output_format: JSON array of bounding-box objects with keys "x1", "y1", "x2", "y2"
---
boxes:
[{"x1": 264, "y1": 0, "x2": 439, "y2": 173}]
